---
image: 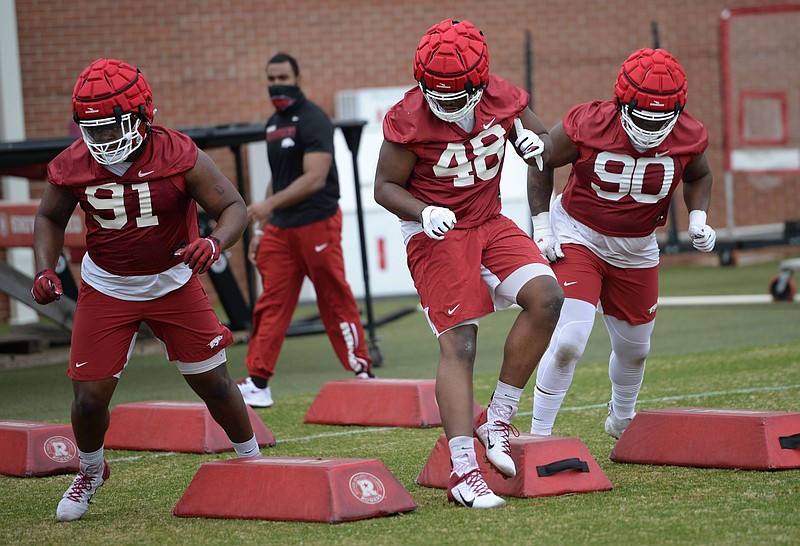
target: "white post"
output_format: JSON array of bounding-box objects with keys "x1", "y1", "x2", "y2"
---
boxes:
[
  {"x1": 723, "y1": 170, "x2": 735, "y2": 240},
  {"x1": 0, "y1": 0, "x2": 37, "y2": 324}
]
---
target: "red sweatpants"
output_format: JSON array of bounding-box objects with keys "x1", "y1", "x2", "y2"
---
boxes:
[{"x1": 245, "y1": 208, "x2": 371, "y2": 379}]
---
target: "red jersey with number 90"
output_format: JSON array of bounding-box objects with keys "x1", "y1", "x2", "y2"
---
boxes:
[
  {"x1": 561, "y1": 101, "x2": 708, "y2": 237},
  {"x1": 383, "y1": 75, "x2": 529, "y2": 228},
  {"x1": 47, "y1": 127, "x2": 199, "y2": 275}
]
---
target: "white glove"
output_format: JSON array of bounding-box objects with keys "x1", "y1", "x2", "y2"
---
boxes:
[
  {"x1": 688, "y1": 210, "x2": 716, "y2": 252},
  {"x1": 531, "y1": 211, "x2": 564, "y2": 262},
  {"x1": 513, "y1": 118, "x2": 544, "y2": 171},
  {"x1": 421, "y1": 206, "x2": 457, "y2": 240}
]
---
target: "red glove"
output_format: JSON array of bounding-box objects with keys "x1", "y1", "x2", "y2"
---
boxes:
[
  {"x1": 31, "y1": 269, "x2": 63, "y2": 305},
  {"x1": 175, "y1": 236, "x2": 221, "y2": 275}
]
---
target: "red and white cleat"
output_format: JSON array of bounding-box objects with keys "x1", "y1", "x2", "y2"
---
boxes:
[
  {"x1": 447, "y1": 468, "x2": 506, "y2": 509},
  {"x1": 56, "y1": 461, "x2": 110, "y2": 522},
  {"x1": 474, "y1": 405, "x2": 519, "y2": 477}
]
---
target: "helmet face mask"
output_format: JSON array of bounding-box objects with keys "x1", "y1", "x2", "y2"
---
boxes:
[
  {"x1": 419, "y1": 84, "x2": 484, "y2": 123},
  {"x1": 78, "y1": 113, "x2": 145, "y2": 166},
  {"x1": 614, "y1": 48, "x2": 687, "y2": 149},
  {"x1": 413, "y1": 19, "x2": 489, "y2": 123},
  {"x1": 72, "y1": 59, "x2": 154, "y2": 165},
  {"x1": 619, "y1": 102, "x2": 680, "y2": 149}
]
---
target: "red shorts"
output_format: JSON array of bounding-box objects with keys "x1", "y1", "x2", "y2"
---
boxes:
[
  {"x1": 406, "y1": 215, "x2": 551, "y2": 334},
  {"x1": 68, "y1": 276, "x2": 233, "y2": 380},
  {"x1": 551, "y1": 243, "x2": 659, "y2": 325}
]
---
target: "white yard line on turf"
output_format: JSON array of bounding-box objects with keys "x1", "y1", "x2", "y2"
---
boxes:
[
  {"x1": 277, "y1": 427, "x2": 395, "y2": 443},
  {"x1": 106, "y1": 383, "x2": 799, "y2": 463},
  {"x1": 657, "y1": 294, "x2": 799, "y2": 305},
  {"x1": 502, "y1": 294, "x2": 799, "y2": 310}
]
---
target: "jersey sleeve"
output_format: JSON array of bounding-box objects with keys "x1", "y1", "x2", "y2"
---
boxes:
[
  {"x1": 299, "y1": 107, "x2": 335, "y2": 154},
  {"x1": 47, "y1": 140, "x2": 91, "y2": 187},
  {"x1": 561, "y1": 102, "x2": 597, "y2": 147},
  {"x1": 383, "y1": 87, "x2": 425, "y2": 145},
  {"x1": 667, "y1": 111, "x2": 709, "y2": 155},
  {"x1": 477, "y1": 74, "x2": 529, "y2": 122},
  {"x1": 153, "y1": 128, "x2": 199, "y2": 176}
]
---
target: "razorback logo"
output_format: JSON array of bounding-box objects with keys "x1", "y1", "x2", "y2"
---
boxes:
[
  {"x1": 43, "y1": 436, "x2": 77, "y2": 463},
  {"x1": 349, "y1": 472, "x2": 386, "y2": 505}
]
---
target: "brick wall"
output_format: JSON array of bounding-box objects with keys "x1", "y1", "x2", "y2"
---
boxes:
[{"x1": 4, "y1": 0, "x2": 798, "y2": 321}]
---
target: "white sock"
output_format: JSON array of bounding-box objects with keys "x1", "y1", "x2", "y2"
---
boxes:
[
  {"x1": 78, "y1": 446, "x2": 104, "y2": 475},
  {"x1": 448, "y1": 436, "x2": 478, "y2": 476},
  {"x1": 493, "y1": 380, "x2": 522, "y2": 406},
  {"x1": 488, "y1": 380, "x2": 521, "y2": 422},
  {"x1": 232, "y1": 435, "x2": 260, "y2": 458},
  {"x1": 531, "y1": 384, "x2": 567, "y2": 435}
]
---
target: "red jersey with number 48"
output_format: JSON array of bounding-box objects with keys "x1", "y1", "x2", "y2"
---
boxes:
[
  {"x1": 561, "y1": 100, "x2": 708, "y2": 237},
  {"x1": 383, "y1": 74, "x2": 529, "y2": 228},
  {"x1": 47, "y1": 127, "x2": 200, "y2": 275}
]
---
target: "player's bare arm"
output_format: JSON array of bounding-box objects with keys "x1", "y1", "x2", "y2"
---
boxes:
[
  {"x1": 186, "y1": 149, "x2": 247, "y2": 250},
  {"x1": 547, "y1": 123, "x2": 580, "y2": 168},
  {"x1": 526, "y1": 122, "x2": 577, "y2": 262},
  {"x1": 247, "y1": 151, "x2": 331, "y2": 225},
  {"x1": 374, "y1": 140, "x2": 425, "y2": 221},
  {"x1": 527, "y1": 123, "x2": 577, "y2": 215},
  {"x1": 681, "y1": 152, "x2": 713, "y2": 213},
  {"x1": 33, "y1": 184, "x2": 78, "y2": 270},
  {"x1": 527, "y1": 166, "x2": 555, "y2": 216},
  {"x1": 512, "y1": 107, "x2": 554, "y2": 168}
]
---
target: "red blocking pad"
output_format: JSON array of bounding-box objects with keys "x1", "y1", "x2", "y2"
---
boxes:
[
  {"x1": 304, "y1": 379, "x2": 482, "y2": 427},
  {"x1": 174, "y1": 457, "x2": 418, "y2": 523},
  {"x1": 417, "y1": 433, "x2": 613, "y2": 497},
  {"x1": 0, "y1": 420, "x2": 79, "y2": 477},
  {"x1": 105, "y1": 401, "x2": 276, "y2": 453},
  {"x1": 610, "y1": 407, "x2": 800, "y2": 470}
]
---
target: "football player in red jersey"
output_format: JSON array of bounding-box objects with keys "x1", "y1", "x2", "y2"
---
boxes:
[
  {"x1": 374, "y1": 19, "x2": 563, "y2": 508},
  {"x1": 527, "y1": 48, "x2": 716, "y2": 439},
  {"x1": 32, "y1": 59, "x2": 260, "y2": 522}
]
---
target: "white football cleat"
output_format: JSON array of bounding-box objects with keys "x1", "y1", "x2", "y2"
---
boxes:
[
  {"x1": 237, "y1": 377, "x2": 273, "y2": 408},
  {"x1": 605, "y1": 401, "x2": 634, "y2": 439},
  {"x1": 447, "y1": 468, "x2": 506, "y2": 509},
  {"x1": 474, "y1": 405, "x2": 519, "y2": 477},
  {"x1": 56, "y1": 461, "x2": 110, "y2": 522}
]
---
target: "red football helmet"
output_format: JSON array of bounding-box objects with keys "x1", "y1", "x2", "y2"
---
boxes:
[
  {"x1": 614, "y1": 48, "x2": 687, "y2": 149},
  {"x1": 413, "y1": 19, "x2": 489, "y2": 122},
  {"x1": 72, "y1": 59, "x2": 154, "y2": 165}
]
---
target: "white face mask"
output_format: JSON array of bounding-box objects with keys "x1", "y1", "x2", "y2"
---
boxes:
[
  {"x1": 619, "y1": 105, "x2": 680, "y2": 149},
  {"x1": 79, "y1": 113, "x2": 146, "y2": 165},
  {"x1": 421, "y1": 83, "x2": 483, "y2": 123}
]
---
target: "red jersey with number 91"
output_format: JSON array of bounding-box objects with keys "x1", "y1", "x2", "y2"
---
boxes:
[
  {"x1": 47, "y1": 127, "x2": 199, "y2": 275},
  {"x1": 383, "y1": 74, "x2": 528, "y2": 228},
  {"x1": 561, "y1": 101, "x2": 707, "y2": 237}
]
